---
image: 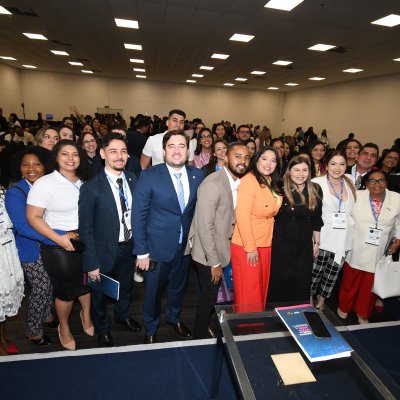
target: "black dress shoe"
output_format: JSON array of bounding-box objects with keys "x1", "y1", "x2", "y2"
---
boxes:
[
  {"x1": 98, "y1": 333, "x2": 114, "y2": 347},
  {"x1": 166, "y1": 321, "x2": 192, "y2": 338},
  {"x1": 29, "y1": 334, "x2": 52, "y2": 347},
  {"x1": 143, "y1": 335, "x2": 156, "y2": 344},
  {"x1": 116, "y1": 318, "x2": 142, "y2": 332},
  {"x1": 206, "y1": 326, "x2": 216, "y2": 338}
]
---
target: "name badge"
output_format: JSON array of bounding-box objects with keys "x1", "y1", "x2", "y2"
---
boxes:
[
  {"x1": 332, "y1": 212, "x2": 346, "y2": 229},
  {"x1": 365, "y1": 227, "x2": 382, "y2": 246}
]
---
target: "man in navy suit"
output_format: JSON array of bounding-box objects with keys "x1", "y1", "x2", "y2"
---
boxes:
[
  {"x1": 133, "y1": 130, "x2": 204, "y2": 343},
  {"x1": 79, "y1": 132, "x2": 141, "y2": 347}
]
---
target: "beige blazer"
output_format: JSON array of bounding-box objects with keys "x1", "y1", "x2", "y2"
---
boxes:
[{"x1": 186, "y1": 169, "x2": 235, "y2": 268}]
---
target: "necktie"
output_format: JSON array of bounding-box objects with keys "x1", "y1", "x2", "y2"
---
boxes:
[
  {"x1": 174, "y1": 173, "x2": 185, "y2": 243},
  {"x1": 355, "y1": 174, "x2": 362, "y2": 189},
  {"x1": 116, "y1": 178, "x2": 130, "y2": 242}
]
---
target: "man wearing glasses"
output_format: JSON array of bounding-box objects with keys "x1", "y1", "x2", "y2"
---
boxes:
[{"x1": 235, "y1": 125, "x2": 252, "y2": 144}]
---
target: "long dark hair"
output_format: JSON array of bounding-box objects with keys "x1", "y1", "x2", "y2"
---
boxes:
[
  {"x1": 49, "y1": 139, "x2": 90, "y2": 181},
  {"x1": 203, "y1": 139, "x2": 228, "y2": 177},
  {"x1": 194, "y1": 127, "x2": 213, "y2": 156},
  {"x1": 251, "y1": 146, "x2": 281, "y2": 195}
]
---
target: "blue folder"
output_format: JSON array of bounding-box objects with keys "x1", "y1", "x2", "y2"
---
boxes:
[{"x1": 86, "y1": 273, "x2": 120, "y2": 301}]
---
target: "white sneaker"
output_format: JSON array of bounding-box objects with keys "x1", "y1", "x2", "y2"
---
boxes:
[{"x1": 134, "y1": 268, "x2": 144, "y2": 283}]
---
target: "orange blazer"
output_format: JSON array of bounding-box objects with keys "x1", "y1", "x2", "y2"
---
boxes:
[{"x1": 232, "y1": 173, "x2": 282, "y2": 252}]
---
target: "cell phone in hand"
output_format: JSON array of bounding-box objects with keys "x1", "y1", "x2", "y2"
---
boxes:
[
  {"x1": 303, "y1": 311, "x2": 331, "y2": 339},
  {"x1": 149, "y1": 259, "x2": 158, "y2": 272}
]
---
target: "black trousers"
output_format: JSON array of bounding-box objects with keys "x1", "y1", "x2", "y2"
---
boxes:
[
  {"x1": 193, "y1": 261, "x2": 221, "y2": 339},
  {"x1": 90, "y1": 242, "x2": 135, "y2": 335}
]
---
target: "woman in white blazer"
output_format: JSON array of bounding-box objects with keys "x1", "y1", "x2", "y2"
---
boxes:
[
  {"x1": 311, "y1": 151, "x2": 357, "y2": 310},
  {"x1": 338, "y1": 169, "x2": 400, "y2": 324}
]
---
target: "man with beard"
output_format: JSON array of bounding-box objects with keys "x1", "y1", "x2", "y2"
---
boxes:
[
  {"x1": 133, "y1": 130, "x2": 204, "y2": 343},
  {"x1": 187, "y1": 142, "x2": 250, "y2": 339},
  {"x1": 79, "y1": 132, "x2": 141, "y2": 347}
]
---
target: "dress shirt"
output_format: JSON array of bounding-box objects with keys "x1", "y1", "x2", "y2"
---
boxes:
[
  {"x1": 166, "y1": 164, "x2": 190, "y2": 206},
  {"x1": 104, "y1": 168, "x2": 132, "y2": 242},
  {"x1": 224, "y1": 167, "x2": 240, "y2": 209}
]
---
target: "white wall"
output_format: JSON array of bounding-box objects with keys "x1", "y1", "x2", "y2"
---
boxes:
[
  {"x1": 281, "y1": 73, "x2": 400, "y2": 150},
  {"x1": 19, "y1": 70, "x2": 286, "y2": 133},
  {"x1": 0, "y1": 63, "x2": 23, "y2": 117}
]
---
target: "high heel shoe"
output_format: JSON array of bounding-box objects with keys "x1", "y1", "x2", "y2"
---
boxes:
[
  {"x1": 374, "y1": 299, "x2": 384, "y2": 313},
  {"x1": 80, "y1": 311, "x2": 94, "y2": 336},
  {"x1": 316, "y1": 295, "x2": 325, "y2": 311},
  {"x1": 58, "y1": 325, "x2": 76, "y2": 351},
  {"x1": 337, "y1": 307, "x2": 348, "y2": 320}
]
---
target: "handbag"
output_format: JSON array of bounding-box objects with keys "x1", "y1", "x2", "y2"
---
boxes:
[
  {"x1": 216, "y1": 277, "x2": 234, "y2": 304},
  {"x1": 372, "y1": 256, "x2": 400, "y2": 299}
]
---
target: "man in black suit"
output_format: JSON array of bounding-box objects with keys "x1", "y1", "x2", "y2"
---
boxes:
[
  {"x1": 127, "y1": 118, "x2": 150, "y2": 159},
  {"x1": 79, "y1": 132, "x2": 141, "y2": 347}
]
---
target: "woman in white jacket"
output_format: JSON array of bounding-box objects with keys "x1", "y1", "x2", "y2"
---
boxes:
[
  {"x1": 338, "y1": 169, "x2": 400, "y2": 324},
  {"x1": 311, "y1": 151, "x2": 356, "y2": 310}
]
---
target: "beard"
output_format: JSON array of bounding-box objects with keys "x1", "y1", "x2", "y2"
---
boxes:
[{"x1": 228, "y1": 162, "x2": 247, "y2": 178}]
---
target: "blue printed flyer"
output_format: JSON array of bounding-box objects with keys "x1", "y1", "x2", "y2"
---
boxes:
[{"x1": 275, "y1": 304, "x2": 353, "y2": 362}]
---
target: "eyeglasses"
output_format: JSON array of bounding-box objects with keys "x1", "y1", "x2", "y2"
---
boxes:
[
  {"x1": 200, "y1": 135, "x2": 212, "y2": 139},
  {"x1": 367, "y1": 178, "x2": 386, "y2": 185},
  {"x1": 385, "y1": 156, "x2": 399, "y2": 161},
  {"x1": 83, "y1": 139, "x2": 96, "y2": 145},
  {"x1": 238, "y1": 131, "x2": 250, "y2": 135}
]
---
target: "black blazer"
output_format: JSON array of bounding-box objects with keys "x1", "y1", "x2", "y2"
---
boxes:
[{"x1": 78, "y1": 170, "x2": 137, "y2": 273}]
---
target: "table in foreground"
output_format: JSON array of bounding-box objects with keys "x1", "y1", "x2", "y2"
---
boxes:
[{"x1": 209, "y1": 304, "x2": 400, "y2": 400}]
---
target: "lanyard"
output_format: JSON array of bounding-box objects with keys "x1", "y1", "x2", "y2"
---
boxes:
[
  {"x1": 105, "y1": 173, "x2": 129, "y2": 210},
  {"x1": 59, "y1": 172, "x2": 81, "y2": 191},
  {"x1": 369, "y1": 193, "x2": 385, "y2": 229},
  {"x1": 327, "y1": 176, "x2": 344, "y2": 212}
]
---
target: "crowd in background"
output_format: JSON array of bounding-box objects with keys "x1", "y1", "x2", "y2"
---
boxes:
[{"x1": 0, "y1": 105, "x2": 400, "y2": 355}]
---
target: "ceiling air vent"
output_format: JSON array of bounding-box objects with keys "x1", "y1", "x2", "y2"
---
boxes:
[
  {"x1": 77, "y1": 58, "x2": 90, "y2": 62},
  {"x1": 329, "y1": 47, "x2": 348, "y2": 53},
  {"x1": 51, "y1": 40, "x2": 72, "y2": 46}
]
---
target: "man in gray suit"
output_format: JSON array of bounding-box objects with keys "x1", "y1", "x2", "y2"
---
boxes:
[{"x1": 187, "y1": 142, "x2": 250, "y2": 339}]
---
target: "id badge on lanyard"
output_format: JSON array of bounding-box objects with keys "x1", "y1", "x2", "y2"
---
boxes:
[
  {"x1": 365, "y1": 227, "x2": 382, "y2": 246},
  {"x1": 332, "y1": 212, "x2": 346, "y2": 229}
]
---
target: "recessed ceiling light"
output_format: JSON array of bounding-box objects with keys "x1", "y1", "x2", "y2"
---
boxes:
[
  {"x1": 136, "y1": 75, "x2": 146, "y2": 79},
  {"x1": 130, "y1": 58, "x2": 144, "y2": 63},
  {"x1": 285, "y1": 82, "x2": 298, "y2": 86},
  {"x1": 251, "y1": 71, "x2": 266, "y2": 75},
  {"x1": 273, "y1": 60, "x2": 293, "y2": 66},
  {"x1": 229, "y1": 33, "x2": 255, "y2": 43},
  {"x1": 192, "y1": 74, "x2": 204, "y2": 78},
  {"x1": 23, "y1": 33, "x2": 48, "y2": 40},
  {"x1": 133, "y1": 68, "x2": 145, "y2": 72},
  {"x1": 224, "y1": 83, "x2": 234, "y2": 86},
  {"x1": 0, "y1": 5, "x2": 11, "y2": 14},
  {"x1": 308, "y1": 44, "x2": 336, "y2": 52},
  {"x1": 124, "y1": 43, "x2": 142, "y2": 50},
  {"x1": 394, "y1": 58, "x2": 400, "y2": 62},
  {"x1": 211, "y1": 53, "x2": 229, "y2": 60},
  {"x1": 309, "y1": 77, "x2": 326, "y2": 81},
  {"x1": 235, "y1": 78, "x2": 247, "y2": 81},
  {"x1": 268, "y1": 87, "x2": 279, "y2": 90},
  {"x1": 69, "y1": 61, "x2": 83, "y2": 66},
  {"x1": 371, "y1": 14, "x2": 400, "y2": 27},
  {"x1": 22, "y1": 65, "x2": 37, "y2": 69},
  {"x1": 342, "y1": 68, "x2": 363, "y2": 73},
  {"x1": 81, "y1": 70, "x2": 94, "y2": 74},
  {"x1": 51, "y1": 50, "x2": 69, "y2": 56},
  {"x1": 186, "y1": 80, "x2": 196, "y2": 83},
  {"x1": 0, "y1": 56, "x2": 16, "y2": 60},
  {"x1": 264, "y1": 0, "x2": 304, "y2": 12},
  {"x1": 114, "y1": 18, "x2": 139, "y2": 29},
  {"x1": 200, "y1": 66, "x2": 214, "y2": 70}
]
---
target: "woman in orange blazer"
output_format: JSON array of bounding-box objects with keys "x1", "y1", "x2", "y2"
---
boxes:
[{"x1": 231, "y1": 146, "x2": 282, "y2": 312}]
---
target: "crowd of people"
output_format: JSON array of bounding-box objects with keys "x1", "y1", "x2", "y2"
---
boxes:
[{"x1": 0, "y1": 106, "x2": 400, "y2": 355}]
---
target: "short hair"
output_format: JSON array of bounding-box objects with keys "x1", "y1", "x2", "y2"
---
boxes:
[
  {"x1": 361, "y1": 142, "x2": 379, "y2": 155},
  {"x1": 101, "y1": 132, "x2": 127, "y2": 149},
  {"x1": 136, "y1": 118, "x2": 150, "y2": 129},
  {"x1": 227, "y1": 141, "x2": 247, "y2": 156},
  {"x1": 168, "y1": 109, "x2": 186, "y2": 119},
  {"x1": 162, "y1": 130, "x2": 189, "y2": 149},
  {"x1": 236, "y1": 124, "x2": 250, "y2": 133},
  {"x1": 12, "y1": 146, "x2": 51, "y2": 179}
]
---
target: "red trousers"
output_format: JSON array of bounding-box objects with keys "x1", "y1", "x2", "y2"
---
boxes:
[
  {"x1": 338, "y1": 262, "x2": 377, "y2": 319},
  {"x1": 231, "y1": 244, "x2": 271, "y2": 313}
]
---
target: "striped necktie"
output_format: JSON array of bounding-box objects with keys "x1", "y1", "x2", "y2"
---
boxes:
[{"x1": 174, "y1": 172, "x2": 185, "y2": 243}]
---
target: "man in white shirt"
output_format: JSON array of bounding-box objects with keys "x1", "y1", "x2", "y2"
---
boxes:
[
  {"x1": 140, "y1": 109, "x2": 195, "y2": 168},
  {"x1": 187, "y1": 142, "x2": 250, "y2": 339}
]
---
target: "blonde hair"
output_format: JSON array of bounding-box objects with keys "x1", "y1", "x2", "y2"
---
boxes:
[{"x1": 283, "y1": 155, "x2": 320, "y2": 210}]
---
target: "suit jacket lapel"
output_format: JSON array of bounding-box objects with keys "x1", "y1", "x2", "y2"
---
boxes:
[
  {"x1": 100, "y1": 173, "x2": 119, "y2": 220},
  {"x1": 161, "y1": 164, "x2": 182, "y2": 212},
  {"x1": 186, "y1": 168, "x2": 199, "y2": 210},
  {"x1": 221, "y1": 170, "x2": 234, "y2": 214}
]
